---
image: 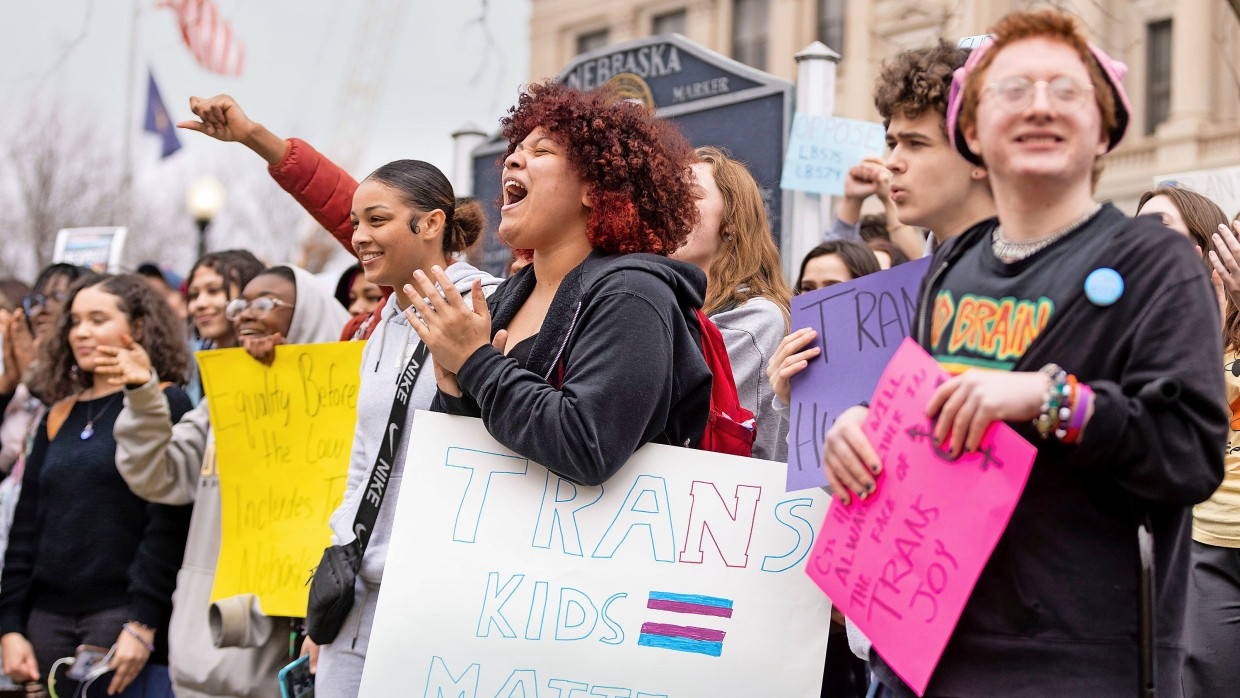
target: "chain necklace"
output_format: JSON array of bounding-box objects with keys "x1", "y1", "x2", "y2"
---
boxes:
[
  {"x1": 80, "y1": 387, "x2": 123, "y2": 440},
  {"x1": 991, "y1": 203, "x2": 1103, "y2": 263}
]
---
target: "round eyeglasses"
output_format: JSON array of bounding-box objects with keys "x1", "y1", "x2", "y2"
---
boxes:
[
  {"x1": 225, "y1": 297, "x2": 295, "y2": 322},
  {"x1": 984, "y1": 76, "x2": 1094, "y2": 113},
  {"x1": 22, "y1": 290, "x2": 69, "y2": 315}
]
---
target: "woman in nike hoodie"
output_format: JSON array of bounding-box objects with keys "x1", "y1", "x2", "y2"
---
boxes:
[{"x1": 313, "y1": 160, "x2": 500, "y2": 696}]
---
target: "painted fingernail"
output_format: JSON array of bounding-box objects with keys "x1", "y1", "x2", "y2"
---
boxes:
[
  {"x1": 859, "y1": 490, "x2": 869, "y2": 500},
  {"x1": 870, "y1": 464, "x2": 881, "y2": 474},
  {"x1": 838, "y1": 494, "x2": 850, "y2": 505},
  {"x1": 866, "y1": 483, "x2": 875, "y2": 492}
]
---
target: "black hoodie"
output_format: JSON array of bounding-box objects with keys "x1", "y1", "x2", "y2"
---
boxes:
[
  {"x1": 434, "y1": 250, "x2": 712, "y2": 486},
  {"x1": 873, "y1": 204, "x2": 1227, "y2": 697}
]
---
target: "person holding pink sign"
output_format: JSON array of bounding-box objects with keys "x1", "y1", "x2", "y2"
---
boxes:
[{"x1": 822, "y1": 9, "x2": 1226, "y2": 697}]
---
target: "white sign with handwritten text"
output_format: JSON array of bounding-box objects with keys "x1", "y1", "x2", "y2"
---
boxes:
[{"x1": 360, "y1": 412, "x2": 833, "y2": 697}]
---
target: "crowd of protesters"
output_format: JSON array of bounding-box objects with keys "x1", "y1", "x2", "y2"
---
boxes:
[{"x1": 0, "y1": 7, "x2": 1237, "y2": 697}]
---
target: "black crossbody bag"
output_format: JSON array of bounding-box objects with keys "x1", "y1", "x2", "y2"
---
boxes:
[{"x1": 305, "y1": 342, "x2": 428, "y2": 644}]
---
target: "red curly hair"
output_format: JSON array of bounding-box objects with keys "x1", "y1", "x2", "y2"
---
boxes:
[{"x1": 500, "y1": 81, "x2": 700, "y2": 255}]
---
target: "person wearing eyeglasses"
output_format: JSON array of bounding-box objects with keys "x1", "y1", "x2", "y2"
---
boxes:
[
  {"x1": 821, "y1": 9, "x2": 1226, "y2": 697},
  {"x1": 99, "y1": 264, "x2": 347, "y2": 698},
  {"x1": 0, "y1": 265, "x2": 93, "y2": 405},
  {"x1": 0, "y1": 265, "x2": 97, "y2": 576}
]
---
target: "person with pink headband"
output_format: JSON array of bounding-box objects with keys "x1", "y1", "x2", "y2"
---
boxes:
[{"x1": 821, "y1": 9, "x2": 1226, "y2": 697}]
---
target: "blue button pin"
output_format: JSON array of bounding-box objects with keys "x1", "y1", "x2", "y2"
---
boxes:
[{"x1": 1084, "y1": 268, "x2": 1124, "y2": 306}]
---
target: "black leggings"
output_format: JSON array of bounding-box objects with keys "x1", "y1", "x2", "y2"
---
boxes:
[{"x1": 1183, "y1": 541, "x2": 1240, "y2": 697}]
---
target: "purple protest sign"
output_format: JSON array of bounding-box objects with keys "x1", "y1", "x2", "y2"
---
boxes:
[{"x1": 786, "y1": 256, "x2": 931, "y2": 491}]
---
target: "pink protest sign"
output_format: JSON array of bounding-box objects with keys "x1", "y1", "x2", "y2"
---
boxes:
[{"x1": 804, "y1": 338, "x2": 1036, "y2": 695}]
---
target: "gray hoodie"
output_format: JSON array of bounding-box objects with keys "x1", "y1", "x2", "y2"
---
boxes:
[
  {"x1": 114, "y1": 264, "x2": 349, "y2": 698},
  {"x1": 312, "y1": 261, "x2": 500, "y2": 698},
  {"x1": 710, "y1": 291, "x2": 789, "y2": 462}
]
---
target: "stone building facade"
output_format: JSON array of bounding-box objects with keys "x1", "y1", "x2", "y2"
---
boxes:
[{"x1": 528, "y1": 0, "x2": 1240, "y2": 215}]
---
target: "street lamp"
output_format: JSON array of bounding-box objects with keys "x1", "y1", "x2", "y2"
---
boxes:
[{"x1": 186, "y1": 176, "x2": 226, "y2": 261}]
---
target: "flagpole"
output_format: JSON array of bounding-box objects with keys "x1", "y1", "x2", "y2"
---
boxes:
[{"x1": 119, "y1": 0, "x2": 140, "y2": 228}]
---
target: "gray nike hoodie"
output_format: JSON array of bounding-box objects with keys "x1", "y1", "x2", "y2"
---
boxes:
[{"x1": 328, "y1": 261, "x2": 501, "y2": 584}]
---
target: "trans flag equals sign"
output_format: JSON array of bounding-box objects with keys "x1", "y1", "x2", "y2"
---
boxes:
[{"x1": 637, "y1": 591, "x2": 733, "y2": 657}]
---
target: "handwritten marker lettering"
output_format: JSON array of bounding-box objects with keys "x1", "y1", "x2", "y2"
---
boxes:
[
  {"x1": 805, "y1": 339, "x2": 1036, "y2": 694},
  {"x1": 787, "y1": 258, "x2": 931, "y2": 490}
]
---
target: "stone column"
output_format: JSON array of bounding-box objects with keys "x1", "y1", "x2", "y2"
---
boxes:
[
  {"x1": 1166, "y1": 0, "x2": 1210, "y2": 129},
  {"x1": 1155, "y1": 0, "x2": 1210, "y2": 170}
]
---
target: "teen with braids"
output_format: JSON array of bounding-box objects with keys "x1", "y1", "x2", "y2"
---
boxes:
[
  {"x1": 672, "y1": 146, "x2": 792, "y2": 461},
  {"x1": 0, "y1": 274, "x2": 192, "y2": 696},
  {"x1": 407, "y1": 81, "x2": 712, "y2": 485},
  {"x1": 822, "y1": 10, "x2": 1226, "y2": 696}
]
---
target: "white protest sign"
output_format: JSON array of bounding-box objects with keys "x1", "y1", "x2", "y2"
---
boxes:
[
  {"x1": 780, "y1": 114, "x2": 887, "y2": 196},
  {"x1": 361, "y1": 412, "x2": 833, "y2": 697},
  {"x1": 1155, "y1": 165, "x2": 1240, "y2": 221},
  {"x1": 957, "y1": 35, "x2": 992, "y2": 50},
  {"x1": 53, "y1": 226, "x2": 127, "y2": 273}
]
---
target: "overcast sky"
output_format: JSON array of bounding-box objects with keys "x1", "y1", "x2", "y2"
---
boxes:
[
  {"x1": 0, "y1": 0, "x2": 531, "y2": 274},
  {"x1": 2, "y1": 0, "x2": 530, "y2": 174}
]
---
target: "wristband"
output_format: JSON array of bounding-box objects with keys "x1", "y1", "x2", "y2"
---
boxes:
[
  {"x1": 122, "y1": 622, "x2": 155, "y2": 653},
  {"x1": 1063, "y1": 385, "x2": 1092, "y2": 444}
]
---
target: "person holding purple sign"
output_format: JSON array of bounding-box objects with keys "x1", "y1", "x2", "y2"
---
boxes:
[{"x1": 822, "y1": 9, "x2": 1225, "y2": 697}]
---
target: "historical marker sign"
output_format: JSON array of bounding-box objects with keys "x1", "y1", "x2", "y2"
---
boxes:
[{"x1": 471, "y1": 34, "x2": 793, "y2": 277}]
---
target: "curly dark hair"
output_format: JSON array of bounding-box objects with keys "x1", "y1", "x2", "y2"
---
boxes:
[
  {"x1": 499, "y1": 81, "x2": 699, "y2": 255},
  {"x1": 874, "y1": 40, "x2": 969, "y2": 132},
  {"x1": 30, "y1": 274, "x2": 190, "y2": 403}
]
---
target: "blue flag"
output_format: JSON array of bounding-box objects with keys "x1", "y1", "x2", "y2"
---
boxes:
[{"x1": 144, "y1": 71, "x2": 181, "y2": 158}]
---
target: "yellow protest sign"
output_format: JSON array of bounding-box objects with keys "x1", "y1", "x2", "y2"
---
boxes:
[{"x1": 197, "y1": 341, "x2": 363, "y2": 617}]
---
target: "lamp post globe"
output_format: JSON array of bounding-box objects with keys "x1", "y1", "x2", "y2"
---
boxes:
[{"x1": 186, "y1": 176, "x2": 226, "y2": 260}]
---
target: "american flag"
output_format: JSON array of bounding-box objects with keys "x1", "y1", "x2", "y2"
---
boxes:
[{"x1": 159, "y1": 0, "x2": 246, "y2": 76}]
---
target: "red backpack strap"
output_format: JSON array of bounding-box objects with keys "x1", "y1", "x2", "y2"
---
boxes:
[{"x1": 692, "y1": 309, "x2": 756, "y2": 457}]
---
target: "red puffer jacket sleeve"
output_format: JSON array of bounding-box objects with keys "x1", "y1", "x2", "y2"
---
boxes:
[{"x1": 268, "y1": 138, "x2": 358, "y2": 255}]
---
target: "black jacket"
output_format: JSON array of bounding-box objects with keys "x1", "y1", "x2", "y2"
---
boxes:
[
  {"x1": 434, "y1": 250, "x2": 712, "y2": 486},
  {"x1": 876, "y1": 204, "x2": 1227, "y2": 697}
]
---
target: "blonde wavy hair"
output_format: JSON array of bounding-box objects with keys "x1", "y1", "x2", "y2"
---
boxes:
[{"x1": 695, "y1": 146, "x2": 792, "y2": 325}]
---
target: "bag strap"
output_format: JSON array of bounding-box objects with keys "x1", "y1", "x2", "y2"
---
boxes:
[
  {"x1": 45, "y1": 382, "x2": 175, "y2": 441},
  {"x1": 45, "y1": 397, "x2": 76, "y2": 441},
  {"x1": 350, "y1": 341, "x2": 429, "y2": 549}
]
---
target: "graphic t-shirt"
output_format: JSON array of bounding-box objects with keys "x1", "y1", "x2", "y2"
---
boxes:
[{"x1": 928, "y1": 211, "x2": 1111, "y2": 373}]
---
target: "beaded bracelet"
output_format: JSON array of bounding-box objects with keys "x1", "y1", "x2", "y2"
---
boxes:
[
  {"x1": 122, "y1": 622, "x2": 155, "y2": 653},
  {"x1": 1054, "y1": 376, "x2": 1079, "y2": 440},
  {"x1": 1034, "y1": 364, "x2": 1067, "y2": 439}
]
